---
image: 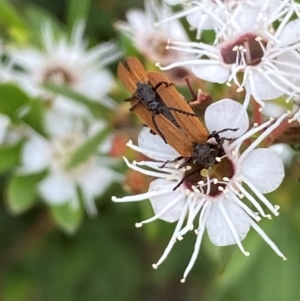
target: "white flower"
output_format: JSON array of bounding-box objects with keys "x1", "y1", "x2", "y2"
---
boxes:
[
  {"x1": 115, "y1": 0, "x2": 194, "y2": 83},
  {"x1": 10, "y1": 21, "x2": 121, "y2": 111},
  {"x1": 112, "y1": 99, "x2": 288, "y2": 282},
  {"x1": 19, "y1": 118, "x2": 122, "y2": 216},
  {"x1": 157, "y1": 0, "x2": 278, "y2": 39},
  {"x1": 158, "y1": 2, "x2": 300, "y2": 108},
  {"x1": 116, "y1": 0, "x2": 190, "y2": 64}
]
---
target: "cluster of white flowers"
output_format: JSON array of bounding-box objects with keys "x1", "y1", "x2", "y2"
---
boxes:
[
  {"x1": 113, "y1": 0, "x2": 300, "y2": 281},
  {"x1": 157, "y1": 0, "x2": 300, "y2": 111},
  {"x1": 115, "y1": 0, "x2": 196, "y2": 84},
  {"x1": 0, "y1": 22, "x2": 122, "y2": 216}
]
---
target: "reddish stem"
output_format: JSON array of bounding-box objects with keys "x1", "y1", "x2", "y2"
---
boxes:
[{"x1": 265, "y1": 119, "x2": 292, "y2": 146}]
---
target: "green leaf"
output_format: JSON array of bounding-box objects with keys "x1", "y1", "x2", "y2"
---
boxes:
[
  {"x1": 217, "y1": 245, "x2": 237, "y2": 275},
  {"x1": 24, "y1": 5, "x2": 65, "y2": 47},
  {"x1": 49, "y1": 203, "x2": 83, "y2": 234},
  {"x1": 0, "y1": 141, "x2": 22, "y2": 173},
  {"x1": 117, "y1": 32, "x2": 141, "y2": 57},
  {"x1": 0, "y1": 0, "x2": 29, "y2": 42},
  {"x1": 22, "y1": 97, "x2": 45, "y2": 136},
  {"x1": 67, "y1": 126, "x2": 110, "y2": 169},
  {"x1": 6, "y1": 171, "x2": 46, "y2": 215},
  {"x1": 43, "y1": 83, "x2": 111, "y2": 118},
  {"x1": 0, "y1": 83, "x2": 31, "y2": 118},
  {"x1": 67, "y1": 0, "x2": 92, "y2": 29}
]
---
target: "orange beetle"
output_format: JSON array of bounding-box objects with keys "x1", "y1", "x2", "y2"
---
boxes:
[{"x1": 117, "y1": 57, "x2": 208, "y2": 156}]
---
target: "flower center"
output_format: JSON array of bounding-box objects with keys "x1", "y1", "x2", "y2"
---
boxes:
[
  {"x1": 183, "y1": 156, "x2": 235, "y2": 197},
  {"x1": 43, "y1": 66, "x2": 75, "y2": 85},
  {"x1": 146, "y1": 37, "x2": 170, "y2": 58},
  {"x1": 220, "y1": 33, "x2": 267, "y2": 66},
  {"x1": 50, "y1": 134, "x2": 91, "y2": 179}
]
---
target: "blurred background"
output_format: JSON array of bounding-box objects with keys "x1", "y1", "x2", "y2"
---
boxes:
[{"x1": 1, "y1": 0, "x2": 300, "y2": 301}]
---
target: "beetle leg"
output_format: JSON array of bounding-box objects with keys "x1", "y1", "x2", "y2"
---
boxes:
[
  {"x1": 159, "y1": 156, "x2": 184, "y2": 168},
  {"x1": 153, "y1": 81, "x2": 174, "y2": 91},
  {"x1": 152, "y1": 113, "x2": 167, "y2": 144},
  {"x1": 172, "y1": 166, "x2": 203, "y2": 191}
]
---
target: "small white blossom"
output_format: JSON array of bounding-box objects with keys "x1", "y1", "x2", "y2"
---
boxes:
[
  {"x1": 19, "y1": 117, "x2": 122, "y2": 216},
  {"x1": 112, "y1": 99, "x2": 288, "y2": 281},
  {"x1": 157, "y1": 0, "x2": 279, "y2": 39},
  {"x1": 10, "y1": 21, "x2": 121, "y2": 111},
  {"x1": 158, "y1": 2, "x2": 300, "y2": 108},
  {"x1": 116, "y1": 0, "x2": 194, "y2": 83}
]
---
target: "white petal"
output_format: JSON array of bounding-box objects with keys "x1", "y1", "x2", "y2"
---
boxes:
[
  {"x1": 192, "y1": 64, "x2": 230, "y2": 83},
  {"x1": 233, "y1": 5, "x2": 261, "y2": 31},
  {"x1": 38, "y1": 172, "x2": 76, "y2": 204},
  {"x1": 241, "y1": 148, "x2": 284, "y2": 194},
  {"x1": 186, "y1": 10, "x2": 214, "y2": 30},
  {"x1": 138, "y1": 127, "x2": 179, "y2": 159},
  {"x1": 149, "y1": 179, "x2": 185, "y2": 222},
  {"x1": 126, "y1": 10, "x2": 149, "y2": 32},
  {"x1": 204, "y1": 99, "x2": 249, "y2": 137},
  {"x1": 0, "y1": 114, "x2": 10, "y2": 143},
  {"x1": 206, "y1": 199, "x2": 250, "y2": 246},
  {"x1": 245, "y1": 71, "x2": 285, "y2": 100},
  {"x1": 75, "y1": 70, "x2": 115, "y2": 100},
  {"x1": 277, "y1": 19, "x2": 300, "y2": 47},
  {"x1": 261, "y1": 100, "x2": 287, "y2": 118},
  {"x1": 88, "y1": 120, "x2": 107, "y2": 136},
  {"x1": 45, "y1": 102, "x2": 89, "y2": 138},
  {"x1": 20, "y1": 137, "x2": 51, "y2": 173},
  {"x1": 163, "y1": 0, "x2": 182, "y2": 4},
  {"x1": 275, "y1": 52, "x2": 300, "y2": 87},
  {"x1": 268, "y1": 143, "x2": 294, "y2": 167},
  {"x1": 79, "y1": 165, "x2": 117, "y2": 197}
]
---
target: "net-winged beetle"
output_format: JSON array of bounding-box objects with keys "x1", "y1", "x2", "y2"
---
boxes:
[{"x1": 117, "y1": 57, "x2": 207, "y2": 151}]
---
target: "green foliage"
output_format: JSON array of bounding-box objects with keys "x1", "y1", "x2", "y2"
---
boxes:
[
  {"x1": 21, "y1": 97, "x2": 46, "y2": 136},
  {"x1": 66, "y1": 0, "x2": 92, "y2": 30},
  {"x1": 66, "y1": 126, "x2": 110, "y2": 169},
  {"x1": 24, "y1": 5, "x2": 65, "y2": 43},
  {"x1": 118, "y1": 32, "x2": 141, "y2": 57},
  {"x1": 0, "y1": 0, "x2": 29, "y2": 42},
  {"x1": 210, "y1": 217, "x2": 300, "y2": 301},
  {"x1": 43, "y1": 83, "x2": 112, "y2": 118},
  {"x1": 0, "y1": 83, "x2": 31, "y2": 119},
  {"x1": 49, "y1": 202, "x2": 83, "y2": 235},
  {"x1": 0, "y1": 141, "x2": 22, "y2": 173},
  {"x1": 6, "y1": 171, "x2": 46, "y2": 215}
]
